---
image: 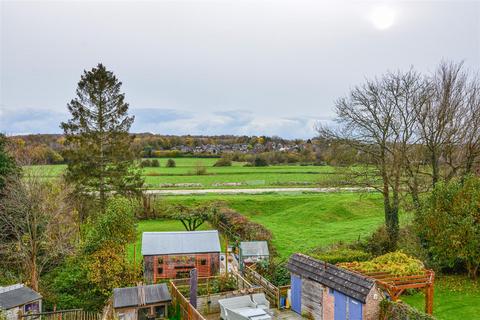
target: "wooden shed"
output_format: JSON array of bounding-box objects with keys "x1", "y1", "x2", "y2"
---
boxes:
[
  {"x1": 142, "y1": 230, "x2": 221, "y2": 282},
  {"x1": 113, "y1": 283, "x2": 171, "y2": 320},
  {"x1": 0, "y1": 284, "x2": 42, "y2": 320},
  {"x1": 286, "y1": 253, "x2": 381, "y2": 320}
]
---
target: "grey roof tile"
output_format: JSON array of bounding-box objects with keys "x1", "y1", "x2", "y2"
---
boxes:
[
  {"x1": 0, "y1": 287, "x2": 41, "y2": 309},
  {"x1": 286, "y1": 253, "x2": 374, "y2": 303},
  {"x1": 141, "y1": 230, "x2": 221, "y2": 256},
  {"x1": 113, "y1": 284, "x2": 171, "y2": 308},
  {"x1": 240, "y1": 241, "x2": 269, "y2": 257}
]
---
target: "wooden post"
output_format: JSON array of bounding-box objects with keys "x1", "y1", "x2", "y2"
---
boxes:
[
  {"x1": 425, "y1": 283, "x2": 434, "y2": 315},
  {"x1": 133, "y1": 245, "x2": 137, "y2": 274},
  {"x1": 225, "y1": 238, "x2": 229, "y2": 274}
]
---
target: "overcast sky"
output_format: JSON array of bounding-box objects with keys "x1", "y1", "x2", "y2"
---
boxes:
[{"x1": 1, "y1": 0, "x2": 479, "y2": 138}]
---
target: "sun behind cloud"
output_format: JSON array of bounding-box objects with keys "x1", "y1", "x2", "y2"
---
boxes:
[{"x1": 370, "y1": 5, "x2": 396, "y2": 30}]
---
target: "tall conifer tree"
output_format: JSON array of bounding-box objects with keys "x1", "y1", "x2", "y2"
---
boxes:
[{"x1": 61, "y1": 64, "x2": 143, "y2": 211}]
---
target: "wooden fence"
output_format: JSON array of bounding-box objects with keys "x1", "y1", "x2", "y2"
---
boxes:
[
  {"x1": 170, "y1": 281, "x2": 207, "y2": 320},
  {"x1": 20, "y1": 309, "x2": 101, "y2": 320},
  {"x1": 243, "y1": 265, "x2": 289, "y2": 308}
]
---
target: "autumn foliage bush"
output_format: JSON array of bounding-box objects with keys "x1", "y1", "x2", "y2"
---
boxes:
[
  {"x1": 416, "y1": 176, "x2": 480, "y2": 280},
  {"x1": 338, "y1": 251, "x2": 425, "y2": 276}
]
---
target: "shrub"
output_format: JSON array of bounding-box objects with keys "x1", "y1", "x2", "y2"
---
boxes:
[
  {"x1": 140, "y1": 159, "x2": 152, "y2": 167},
  {"x1": 360, "y1": 225, "x2": 394, "y2": 256},
  {"x1": 193, "y1": 162, "x2": 208, "y2": 175},
  {"x1": 338, "y1": 251, "x2": 424, "y2": 276},
  {"x1": 151, "y1": 159, "x2": 160, "y2": 167},
  {"x1": 416, "y1": 176, "x2": 480, "y2": 279},
  {"x1": 256, "y1": 259, "x2": 290, "y2": 286},
  {"x1": 211, "y1": 207, "x2": 274, "y2": 254},
  {"x1": 310, "y1": 246, "x2": 371, "y2": 264},
  {"x1": 166, "y1": 159, "x2": 176, "y2": 167},
  {"x1": 213, "y1": 157, "x2": 232, "y2": 167},
  {"x1": 380, "y1": 299, "x2": 436, "y2": 320},
  {"x1": 253, "y1": 156, "x2": 268, "y2": 167}
]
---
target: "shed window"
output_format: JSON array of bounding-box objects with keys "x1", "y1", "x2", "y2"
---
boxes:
[
  {"x1": 154, "y1": 305, "x2": 166, "y2": 319},
  {"x1": 200, "y1": 258, "x2": 207, "y2": 266},
  {"x1": 138, "y1": 307, "x2": 151, "y2": 320},
  {"x1": 157, "y1": 267, "x2": 163, "y2": 274}
]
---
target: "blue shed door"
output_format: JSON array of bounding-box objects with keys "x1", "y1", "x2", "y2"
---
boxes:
[
  {"x1": 334, "y1": 291, "x2": 347, "y2": 320},
  {"x1": 348, "y1": 298, "x2": 363, "y2": 320},
  {"x1": 290, "y1": 274, "x2": 302, "y2": 314}
]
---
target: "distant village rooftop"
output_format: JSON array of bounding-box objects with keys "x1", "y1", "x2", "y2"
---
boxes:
[{"x1": 141, "y1": 230, "x2": 221, "y2": 256}]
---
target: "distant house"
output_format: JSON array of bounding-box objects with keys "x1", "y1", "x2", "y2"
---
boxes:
[
  {"x1": 142, "y1": 230, "x2": 221, "y2": 282},
  {"x1": 239, "y1": 241, "x2": 270, "y2": 270},
  {"x1": 113, "y1": 283, "x2": 171, "y2": 320},
  {"x1": 287, "y1": 253, "x2": 381, "y2": 320},
  {"x1": 0, "y1": 284, "x2": 42, "y2": 320}
]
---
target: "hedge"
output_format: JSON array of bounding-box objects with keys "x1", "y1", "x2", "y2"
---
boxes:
[{"x1": 380, "y1": 300, "x2": 436, "y2": 320}]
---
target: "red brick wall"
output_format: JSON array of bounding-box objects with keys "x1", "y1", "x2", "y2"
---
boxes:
[
  {"x1": 322, "y1": 286, "x2": 335, "y2": 320},
  {"x1": 150, "y1": 252, "x2": 220, "y2": 281}
]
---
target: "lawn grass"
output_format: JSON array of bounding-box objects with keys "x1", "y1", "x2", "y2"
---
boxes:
[
  {"x1": 156, "y1": 192, "x2": 386, "y2": 259},
  {"x1": 401, "y1": 275, "x2": 480, "y2": 320},
  {"x1": 23, "y1": 158, "x2": 342, "y2": 189}
]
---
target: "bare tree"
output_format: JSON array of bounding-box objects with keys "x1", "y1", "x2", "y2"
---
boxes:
[
  {"x1": 413, "y1": 61, "x2": 468, "y2": 185},
  {"x1": 318, "y1": 69, "x2": 429, "y2": 248},
  {"x1": 0, "y1": 175, "x2": 78, "y2": 290}
]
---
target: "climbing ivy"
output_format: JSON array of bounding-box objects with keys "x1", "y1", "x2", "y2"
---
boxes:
[{"x1": 379, "y1": 300, "x2": 436, "y2": 320}]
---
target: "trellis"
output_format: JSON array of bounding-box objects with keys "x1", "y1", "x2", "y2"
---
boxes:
[{"x1": 340, "y1": 263, "x2": 435, "y2": 315}]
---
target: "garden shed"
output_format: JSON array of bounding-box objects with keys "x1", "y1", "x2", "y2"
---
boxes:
[
  {"x1": 239, "y1": 241, "x2": 270, "y2": 270},
  {"x1": 0, "y1": 284, "x2": 42, "y2": 320},
  {"x1": 142, "y1": 230, "x2": 221, "y2": 282},
  {"x1": 286, "y1": 253, "x2": 381, "y2": 320},
  {"x1": 113, "y1": 283, "x2": 171, "y2": 320}
]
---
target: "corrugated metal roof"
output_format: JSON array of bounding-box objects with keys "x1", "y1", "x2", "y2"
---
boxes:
[
  {"x1": 0, "y1": 286, "x2": 42, "y2": 309},
  {"x1": 240, "y1": 241, "x2": 269, "y2": 257},
  {"x1": 113, "y1": 284, "x2": 171, "y2": 308},
  {"x1": 141, "y1": 230, "x2": 221, "y2": 255},
  {"x1": 286, "y1": 253, "x2": 374, "y2": 303}
]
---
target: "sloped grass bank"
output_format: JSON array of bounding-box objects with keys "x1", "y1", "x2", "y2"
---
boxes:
[{"x1": 155, "y1": 192, "x2": 385, "y2": 259}]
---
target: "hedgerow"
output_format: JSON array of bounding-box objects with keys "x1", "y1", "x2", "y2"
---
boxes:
[{"x1": 380, "y1": 300, "x2": 436, "y2": 320}]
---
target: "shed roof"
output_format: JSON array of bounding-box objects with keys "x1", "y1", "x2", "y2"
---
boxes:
[
  {"x1": 142, "y1": 230, "x2": 221, "y2": 256},
  {"x1": 113, "y1": 283, "x2": 172, "y2": 309},
  {"x1": 240, "y1": 241, "x2": 269, "y2": 257},
  {"x1": 286, "y1": 253, "x2": 374, "y2": 303},
  {"x1": 0, "y1": 285, "x2": 42, "y2": 309}
]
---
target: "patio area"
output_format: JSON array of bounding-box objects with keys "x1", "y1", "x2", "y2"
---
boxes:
[{"x1": 205, "y1": 309, "x2": 302, "y2": 320}]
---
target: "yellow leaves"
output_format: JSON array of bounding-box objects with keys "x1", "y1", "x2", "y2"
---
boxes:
[
  {"x1": 339, "y1": 251, "x2": 425, "y2": 276},
  {"x1": 86, "y1": 241, "x2": 139, "y2": 295}
]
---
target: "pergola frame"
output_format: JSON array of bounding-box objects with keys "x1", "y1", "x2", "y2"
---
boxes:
[{"x1": 339, "y1": 263, "x2": 435, "y2": 315}]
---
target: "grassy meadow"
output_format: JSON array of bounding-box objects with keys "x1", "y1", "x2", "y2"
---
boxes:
[
  {"x1": 24, "y1": 157, "x2": 342, "y2": 189},
  {"x1": 144, "y1": 192, "x2": 387, "y2": 259}
]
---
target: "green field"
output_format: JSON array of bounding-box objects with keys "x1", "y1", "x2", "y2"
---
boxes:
[
  {"x1": 151, "y1": 192, "x2": 386, "y2": 259},
  {"x1": 24, "y1": 158, "x2": 342, "y2": 189}
]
